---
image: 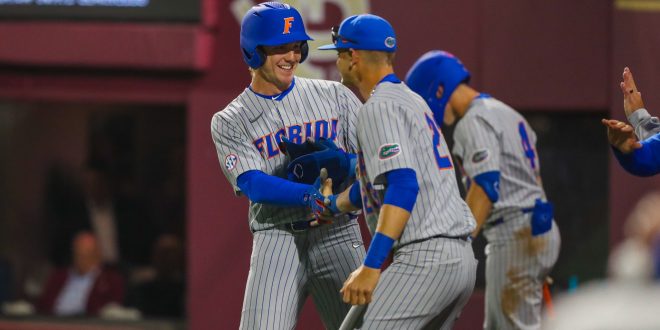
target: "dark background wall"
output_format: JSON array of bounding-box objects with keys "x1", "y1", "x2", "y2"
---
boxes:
[{"x1": 0, "y1": 0, "x2": 658, "y2": 329}]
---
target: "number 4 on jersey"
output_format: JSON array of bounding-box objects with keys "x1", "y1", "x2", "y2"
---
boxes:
[
  {"x1": 518, "y1": 121, "x2": 536, "y2": 169},
  {"x1": 425, "y1": 113, "x2": 453, "y2": 170}
]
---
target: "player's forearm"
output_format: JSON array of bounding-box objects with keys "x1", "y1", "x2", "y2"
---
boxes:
[
  {"x1": 236, "y1": 170, "x2": 316, "y2": 206},
  {"x1": 334, "y1": 182, "x2": 362, "y2": 212},
  {"x1": 362, "y1": 169, "x2": 418, "y2": 270},
  {"x1": 362, "y1": 204, "x2": 410, "y2": 270},
  {"x1": 466, "y1": 183, "x2": 493, "y2": 237},
  {"x1": 375, "y1": 204, "x2": 410, "y2": 239}
]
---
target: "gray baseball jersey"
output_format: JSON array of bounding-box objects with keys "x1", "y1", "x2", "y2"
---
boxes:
[
  {"x1": 211, "y1": 77, "x2": 366, "y2": 329},
  {"x1": 452, "y1": 96, "x2": 561, "y2": 329},
  {"x1": 349, "y1": 79, "x2": 477, "y2": 329}
]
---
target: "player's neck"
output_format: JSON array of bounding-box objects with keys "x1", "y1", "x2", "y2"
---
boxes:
[
  {"x1": 250, "y1": 71, "x2": 292, "y2": 95},
  {"x1": 359, "y1": 65, "x2": 394, "y2": 101},
  {"x1": 452, "y1": 84, "x2": 480, "y2": 117}
]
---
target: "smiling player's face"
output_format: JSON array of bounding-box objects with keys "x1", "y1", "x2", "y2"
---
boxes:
[{"x1": 256, "y1": 42, "x2": 302, "y2": 92}]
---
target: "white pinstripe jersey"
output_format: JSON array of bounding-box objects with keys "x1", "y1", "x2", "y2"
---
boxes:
[
  {"x1": 211, "y1": 77, "x2": 362, "y2": 230},
  {"x1": 354, "y1": 80, "x2": 476, "y2": 246},
  {"x1": 452, "y1": 96, "x2": 546, "y2": 223}
]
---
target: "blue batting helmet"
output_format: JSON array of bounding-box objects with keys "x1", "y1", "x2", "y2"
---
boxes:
[
  {"x1": 405, "y1": 50, "x2": 470, "y2": 125},
  {"x1": 240, "y1": 2, "x2": 313, "y2": 69}
]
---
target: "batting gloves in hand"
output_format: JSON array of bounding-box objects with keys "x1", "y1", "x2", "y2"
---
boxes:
[
  {"x1": 303, "y1": 186, "x2": 327, "y2": 219},
  {"x1": 287, "y1": 138, "x2": 354, "y2": 190},
  {"x1": 279, "y1": 136, "x2": 321, "y2": 160}
]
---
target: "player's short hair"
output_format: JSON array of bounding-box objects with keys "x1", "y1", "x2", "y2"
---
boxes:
[{"x1": 359, "y1": 50, "x2": 396, "y2": 66}]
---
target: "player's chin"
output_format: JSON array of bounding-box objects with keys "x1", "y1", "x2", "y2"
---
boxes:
[{"x1": 275, "y1": 70, "x2": 295, "y2": 86}]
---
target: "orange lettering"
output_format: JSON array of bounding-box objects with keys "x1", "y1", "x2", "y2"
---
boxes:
[{"x1": 283, "y1": 17, "x2": 294, "y2": 34}]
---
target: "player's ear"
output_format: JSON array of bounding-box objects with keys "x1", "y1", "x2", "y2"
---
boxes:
[
  {"x1": 349, "y1": 49, "x2": 359, "y2": 62},
  {"x1": 435, "y1": 85, "x2": 444, "y2": 100}
]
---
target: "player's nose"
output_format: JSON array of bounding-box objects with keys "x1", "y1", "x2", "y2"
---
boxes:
[{"x1": 283, "y1": 49, "x2": 300, "y2": 63}]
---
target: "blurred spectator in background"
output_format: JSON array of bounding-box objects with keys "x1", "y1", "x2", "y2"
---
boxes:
[
  {"x1": 37, "y1": 231, "x2": 125, "y2": 316},
  {"x1": 45, "y1": 163, "x2": 154, "y2": 267},
  {"x1": 544, "y1": 191, "x2": 660, "y2": 329},
  {"x1": 128, "y1": 234, "x2": 185, "y2": 318},
  {"x1": 603, "y1": 67, "x2": 660, "y2": 176}
]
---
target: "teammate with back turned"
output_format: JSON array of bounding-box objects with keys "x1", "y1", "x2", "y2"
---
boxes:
[
  {"x1": 406, "y1": 50, "x2": 561, "y2": 330},
  {"x1": 317, "y1": 15, "x2": 478, "y2": 329},
  {"x1": 210, "y1": 2, "x2": 366, "y2": 329}
]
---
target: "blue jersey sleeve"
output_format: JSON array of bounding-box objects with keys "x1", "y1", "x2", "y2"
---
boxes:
[
  {"x1": 473, "y1": 171, "x2": 501, "y2": 203},
  {"x1": 382, "y1": 168, "x2": 419, "y2": 213},
  {"x1": 237, "y1": 170, "x2": 312, "y2": 206},
  {"x1": 613, "y1": 133, "x2": 660, "y2": 177}
]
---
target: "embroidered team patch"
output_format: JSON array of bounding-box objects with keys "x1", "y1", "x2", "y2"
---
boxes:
[
  {"x1": 378, "y1": 143, "x2": 401, "y2": 160},
  {"x1": 471, "y1": 149, "x2": 490, "y2": 164},
  {"x1": 225, "y1": 154, "x2": 239, "y2": 171}
]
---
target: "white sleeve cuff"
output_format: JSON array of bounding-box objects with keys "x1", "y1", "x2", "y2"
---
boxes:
[{"x1": 627, "y1": 108, "x2": 650, "y2": 128}]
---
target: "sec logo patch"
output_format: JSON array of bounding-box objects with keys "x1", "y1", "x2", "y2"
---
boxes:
[{"x1": 225, "y1": 154, "x2": 238, "y2": 171}]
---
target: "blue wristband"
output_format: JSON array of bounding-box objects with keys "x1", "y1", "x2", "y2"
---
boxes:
[
  {"x1": 348, "y1": 182, "x2": 363, "y2": 208},
  {"x1": 364, "y1": 232, "x2": 395, "y2": 269}
]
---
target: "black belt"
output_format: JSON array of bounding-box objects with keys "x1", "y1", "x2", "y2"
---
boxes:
[
  {"x1": 401, "y1": 233, "x2": 471, "y2": 248},
  {"x1": 283, "y1": 219, "x2": 317, "y2": 232},
  {"x1": 484, "y1": 207, "x2": 534, "y2": 230},
  {"x1": 280, "y1": 214, "x2": 355, "y2": 232},
  {"x1": 431, "y1": 234, "x2": 471, "y2": 242}
]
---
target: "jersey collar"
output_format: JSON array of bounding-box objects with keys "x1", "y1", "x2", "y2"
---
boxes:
[
  {"x1": 248, "y1": 78, "x2": 296, "y2": 101},
  {"x1": 377, "y1": 73, "x2": 401, "y2": 85}
]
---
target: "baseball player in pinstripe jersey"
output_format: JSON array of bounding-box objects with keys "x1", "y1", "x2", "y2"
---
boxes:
[
  {"x1": 318, "y1": 15, "x2": 478, "y2": 329},
  {"x1": 406, "y1": 50, "x2": 561, "y2": 330},
  {"x1": 210, "y1": 3, "x2": 366, "y2": 329}
]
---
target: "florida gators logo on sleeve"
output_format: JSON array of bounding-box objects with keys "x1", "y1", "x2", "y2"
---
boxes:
[
  {"x1": 378, "y1": 143, "x2": 401, "y2": 160},
  {"x1": 472, "y1": 149, "x2": 490, "y2": 164},
  {"x1": 225, "y1": 154, "x2": 238, "y2": 171}
]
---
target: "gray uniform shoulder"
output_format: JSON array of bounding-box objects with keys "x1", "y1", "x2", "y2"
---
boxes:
[
  {"x1": 458, "y1": 97, "x2": 522, "y2": 133},
  {"x1": 369, "y1": 83, "x2": 419, "y2": 112},
  {"x1": 295, "y1": 77, "x2": 351, "y2": 98},
  {"x1": 212, "y1": 92, "x2": 248, "y2": 121},
  {"x1": 210, "y1": 92, "x2": 251, "y2": 137}
]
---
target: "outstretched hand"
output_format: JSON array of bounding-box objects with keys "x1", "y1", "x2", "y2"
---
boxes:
[
  {"x1": 601, "y1": 119, "x2": 642, "y2": 154},
  {"x1": 620, "y1": 67, "x2": 645, "y2": 117},
  {"x1": 309, "y1": 168, "x2": 335, "y2": 226}
]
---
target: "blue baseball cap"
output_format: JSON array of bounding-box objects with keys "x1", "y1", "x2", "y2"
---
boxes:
[{"x1": 318, "y1": 14, "x2": 397, "y2": 52}]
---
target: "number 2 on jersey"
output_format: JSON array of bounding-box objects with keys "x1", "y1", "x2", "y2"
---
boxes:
[
  {"x1": 425, "y1": 113, "x2": 453, "y2": 170},
  {"x1": 518, "y1": 121, "x2": 536, "y2": 169}
]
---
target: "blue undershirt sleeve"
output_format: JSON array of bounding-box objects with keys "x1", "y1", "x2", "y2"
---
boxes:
[
  {"x1": 473, "y1": 171, "x2": 501, "y2": 203},
  {"x1": 613, "y1": 134, "x2": 660, "y2": 177},
  {"x1": 382, "y1": 168, "x2": 419, "y2": 213},
  {"x1": 236, "y1": 170, "x2": 311, "y2": 206}
]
